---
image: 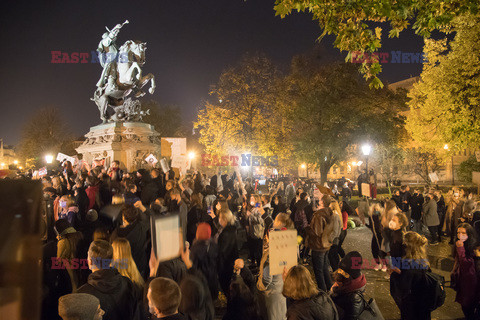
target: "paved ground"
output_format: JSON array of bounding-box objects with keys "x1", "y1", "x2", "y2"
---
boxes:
[{"x1": 343, "y1": 226, "x2": 464, "y2": 320}]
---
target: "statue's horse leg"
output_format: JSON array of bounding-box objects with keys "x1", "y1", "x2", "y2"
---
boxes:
[{"x1": 138, "y1": 74, "x2": 155, "y2": 94}]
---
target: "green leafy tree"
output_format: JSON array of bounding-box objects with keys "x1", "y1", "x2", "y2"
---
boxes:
[
  {"x1": 274, "y1": 0, "x2": 479, "y2": 88},
  {"x1": 458, "y1": 155, "x2": 480, "y2": 182},
  {"x1": 194, "y1": 53, "x2": 290, "y2": 165},
  {"x1": 281, "y1": 54, "x2": 406, "y2": 183},
  {"x1": 143, "y1": 100, "x2": 187, "y2": 137},
  {"x1": 18, "y1": 107, "x2": 74, "y2": 166},
  {"x1": 407, "y1": 15, "x2": 480, "y2": 151}
]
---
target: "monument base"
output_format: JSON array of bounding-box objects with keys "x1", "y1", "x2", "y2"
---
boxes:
[{"x1": 76, "y1": 122, "x2": 161, "y2": 172}]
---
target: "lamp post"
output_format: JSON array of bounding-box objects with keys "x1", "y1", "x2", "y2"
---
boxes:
[
  {"x1": 188, "y1": 152, "x2": 196, "y2": 170},
  {"x1": 361, "y1": 144, "x2": 372, "y2": 173},
  {"x1": 444, "y1": 144, "x2": 454, "y2": 185},
  {"x1": 45, "y1": 154, "x2": 54, "y2": 164}
]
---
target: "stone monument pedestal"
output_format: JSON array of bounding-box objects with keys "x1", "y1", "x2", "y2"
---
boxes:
[{"x1": 76, "y1": 122, "x2": 161, "y2": 172}]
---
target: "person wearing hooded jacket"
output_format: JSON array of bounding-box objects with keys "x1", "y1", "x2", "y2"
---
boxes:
[
  {"x1": 330, "y1": 251, "x2": 369, "y2": 320},
  {"x1": 77, "y1": 240, "x2": 140, "y2": 320},
  {"x1": 111, "y1": 205, "x2": 150, "y2": 280}
]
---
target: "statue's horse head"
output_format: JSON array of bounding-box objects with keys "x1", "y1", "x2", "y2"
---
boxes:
[{"x1": 120, "y1": 40, "x2": 146, "y2": 66}]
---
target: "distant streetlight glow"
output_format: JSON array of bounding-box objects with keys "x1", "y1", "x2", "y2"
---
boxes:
[
  {"x1": 300, "y1": 163, "x2": 306, "y2": 169},
  {"x1": 45, "y1": 155, "x2": 54, "y2": 164},
  {"x1": 13, "y1": 160, "x2": 18, "y2": 165},
  {"x1": 444, "y1": 144, "x2": 449, "y2": 150},
  {"x1": 352, "y1": 161, "x2": 357, "y2": 166},
  {"x1": 188, "y1": 152, "x2": 196, "y2": 160},
  {"x1": 19, "y1": 166, "x2": 23, "y2": 170},
  {"x1": 362, "y1": 144, "x2": 372, "y2": 156},
  {"x1": 0, "y1": 163, "x2": 5, "y2": 168}
]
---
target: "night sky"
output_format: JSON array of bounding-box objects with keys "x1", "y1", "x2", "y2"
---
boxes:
[{"x1": 0, "y1": 0, "x2": 424, "y2": 145}]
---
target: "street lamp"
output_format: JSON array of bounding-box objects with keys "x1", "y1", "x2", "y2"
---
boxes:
[
  {"x1": 13, "y1": 160, "x2": 18, "y2": 165},
  {"x1": 188, "y1": 152, "x2": 196, "y2": 160},
  {"x1": 45, "y1": 154, "x2": 54, "y2": 164},
  {"x1": 444, "y1": 144, "x2": 454, "y2": 185},
  {"x1": 362, "y1": 144, "x2": 372, "y2": 173}
]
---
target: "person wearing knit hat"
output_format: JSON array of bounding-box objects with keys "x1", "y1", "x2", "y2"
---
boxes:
[
  {"x1": 195, "y1": 222, "x2": 211, "y2": 241},
  {"x1": 330, "y1": 251, "x2": 368, "y2": 320},
  {"x1": 190, "y1": 222, "x2": 219, "y2": 300},
  {"x1": 55, "y1": 219, "x2": 77, "y2": 237},
  {"x1": 58, "y1": 293, "x2": 104, "y2": 320},
  {"x1": 55, "y1": 219, "x2": 83, "y2": 291},
  {"x1": 86, "y1": 209, "x2": 98, "y2": 222}
]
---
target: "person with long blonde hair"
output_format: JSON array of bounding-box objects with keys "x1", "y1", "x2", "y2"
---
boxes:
[
  {"x1": 328, "y1": 200, "x2": 344, "y2": 271},
  {"x1": 111, "y1": 238, "x2": 144, "y2": 295},
  {"x1": 390, "y1": 232, "x2": 432, "y2": 320}
]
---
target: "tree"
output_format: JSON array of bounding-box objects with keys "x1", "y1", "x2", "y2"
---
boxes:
[
  {"x1": 194, "y1": 53, "x2": 290, "y2": 165},
  {"x1": 142, "y1": 100, "x2": 187, "y2": 137},
  {"x1": 281, "y1": 55, "x2": 406, "y2": 183},
  {"x1": 457, "y1": 155, "x2": 480, "y2": 182},
  {"x1": 407, "y1": 15, "x2": 480, "y2": 152},
  {"x1": 18, "y1": 107, "x2": 73, "y2": 166},
  {"x1": 405, "y1": 148, "x2": 441, "y2": 185},
  {"x1": 371, "y1": 144, "x2": 406, "y2": 196},
  {"x1": 274, "y1": 0, "x2": 479, "y2": 88}
]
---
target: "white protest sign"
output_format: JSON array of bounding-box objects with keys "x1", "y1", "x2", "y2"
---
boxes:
[
  {"x1": 151, "y1": 214, "x2": 181, "y2": 263},
  {"x1": 145, "y1": 154, "x2": 158, "y2": 166},
  {"x1": 361, "y1": 183, "x2": 371, "y2": 198},
  {"x1": 56, "y1": 153, "x2": 76, "y2": 164},
  {"x1": 38, "y1": 167, "x2": 48, "y2": 177},
  {"x1": 269, "y1": 229, "x2": 298, "y2": 275}
]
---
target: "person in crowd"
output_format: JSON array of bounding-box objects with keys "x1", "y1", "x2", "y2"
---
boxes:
[
  {"x1": 399, "y1": 185, "x2": 411, "y2": 215},
  {"x1": 385, "y1": 212, "x2": 409, "y2": 266},
  {"x1": 217, "y1": 210, "x2": 239, "y2": 296},
  {"x1": 379, "y1": 200, "x2": 399, "y2": 266},
  {"x1": 135, "y1": 169, "x2": 159, "y2": 207},
  {"x1": 58, "y1": 293, "x2": 104, "y2": 320},
  {"x1": 285, "y1": 179, "x2": 296, "y2": 207},
  {"x1": 389, "y1": 232, "x2": 432, "y2": 320},
  {"x1": 330, "y1": 251, "x2": 368, "y2": 320},
  {"x1": 99, "y1": 174, "x2": 113, "y2": 208},
  {"x1": 223, "y1": 279, "x2": 262, "y2": 320},
  {"x1": 434, "y1": 190, "x2": 447, "y2": 238},
  {"x1": 124, "y1": 183, "x2": 141, "y2": 205},
  {"x1": 367, "y1": 203, "x2": 386, "y2": 271},
  {"x1": 328, "y1": 200, "x2": 344, "y2": 271},
  {"x1": 338, "y1": 201, "x2": 351, "y2": 258},
  {"x1": 446, "y1": 189, "x2": 464, "y2": 244},
  {"x1": 422, "y1": 192, "x2": 440, "y2": 245},
  {"x1": 306, "y1": 194, "x2": 335, "y2": 291},
  {"x1": 282, "y1": 265, "x2": 339, "y2": 320},
  {"x1": 73, "y1": 178, "x2": 90, "y2": 225},
  {"x1": 257, "y1": 213, "x2": 294, "y2": 320},
  {"x1": 77, "y1": 240, "x2": 139, "y2": 320},
  {"x1": 55, "y1": 219, "x2": 84, "y2": 291},
  {"x1": 111, "y1": 205, "x2": 150, "y2": 279},
  {"x1": 451, "y1": 223, "x2": 479, "y2": 319},
  {"x1": 186, "y1": 193, "x2": 204, "y2": 245},
  {"x1": 271, "y1": 195, "x2": 287, "y2": 220},
  {"x1": 58, "y1": 194, "x2": 79, "y2": 227},
  {"x1": 340, "y1": 182, "x2": 352, "y2": 202},
  {"x1": 170, "y1": 188, "x2": 189, "y2": 242},
  {"x1": 52, "y1": 176, "x2": 69, "y2": 197},
  {"x1": 410, "y1": 188, "x2": 424, "y2": 233},
  {"x1": 190, "y1": 222, "x2": 219, "y2": 300},
  {"x1": 85, "y1": 175, "x2": 101, "y2": 211},
  {"x1": 111, "y1": 237, "x2": 145, "y2": 298},
  {"x1": 392, "y1": 190, "x2": 402, "y2": 210},
  {"x1": 147, "y1": 277, "x2": 186, "y2": 320},
  {"x1": 246, "y1": 194, "x2": 265, "y2": 268}
]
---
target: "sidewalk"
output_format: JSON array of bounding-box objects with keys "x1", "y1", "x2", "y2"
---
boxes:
[{"x1": 343, "y1": 226, "x2": 464, "y2": 320}]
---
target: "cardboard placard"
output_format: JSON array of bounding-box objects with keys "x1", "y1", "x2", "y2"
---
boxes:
[
  {"x1": 150, "y1": 213, "x2": 181, "y2": 263},
  {"x1": 269, "y1": 229, "x2": 298, "y2": 275},
  {"x1": 472, "y1": 172, "x2": 480, "y2": 185},
  {"x1": 361, "y1": 183, "x2": 371, "y2": 198}
]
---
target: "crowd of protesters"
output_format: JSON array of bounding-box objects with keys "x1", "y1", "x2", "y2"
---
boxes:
[{"x1": 9, "y1": 159, "x2": 478, "y2": 320}]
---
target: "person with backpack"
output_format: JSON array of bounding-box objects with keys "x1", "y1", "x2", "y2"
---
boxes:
[
  {"x1": 451, "y1": 223, "x2": 479, "y2": 319},
  {"x1": 390, "y1": 231, "x2": 445, "y2": 320},
  {"x1": 306, "y1": 194, "x2": 335, "y2": 292},
  {"x1": 246, "y1": 194, "x2": 265, "y2": 268}
]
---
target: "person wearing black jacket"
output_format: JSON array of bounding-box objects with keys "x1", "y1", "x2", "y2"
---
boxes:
[
  {"x1": 409, "y1": 189, "x2": 424, "y2": 233},
  {"x1": 136, "y1": 169, "x2": 159, "y2": 207},
  {"x1": 111, "y1": 205, "x2": 151, "y2": 280},
  {"x1": 271, "y1": 195, "x2": 287, "y2": 220},
  {"x1": 283, "y1": 265, "x2": 339, "y2": 320},
  {"x1": 77, "y1": 240, "x2": 140, "y2": 320},
  {"x1": 217, "y1": 210, "x2": 239, "y2": 296},
  {"x1": 434, "y1": 191, "x2": 447, "y2": 237}
]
